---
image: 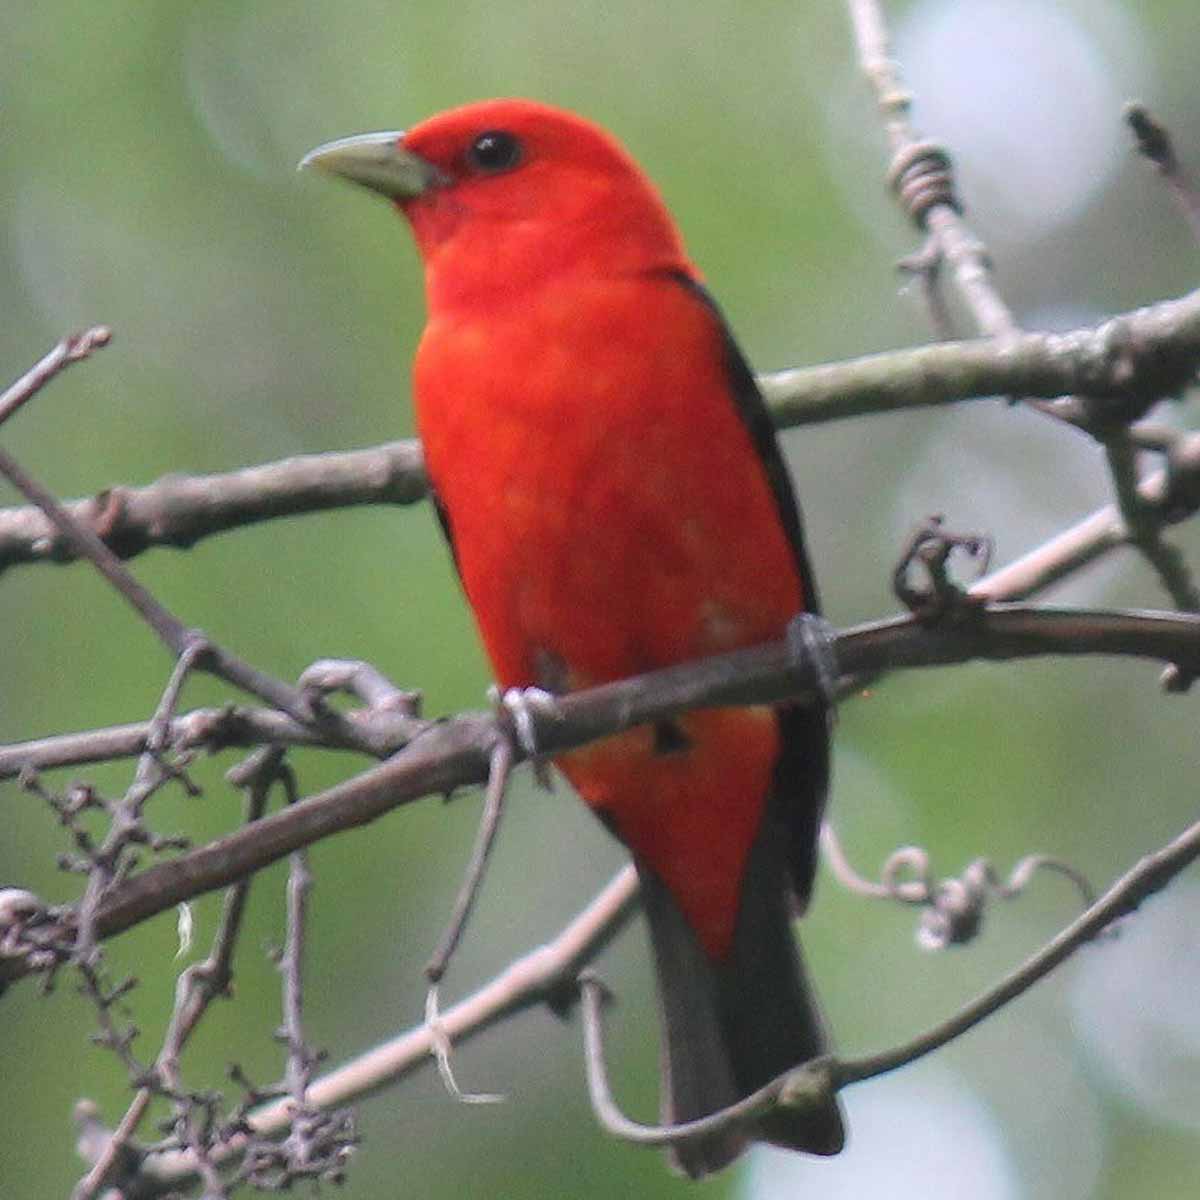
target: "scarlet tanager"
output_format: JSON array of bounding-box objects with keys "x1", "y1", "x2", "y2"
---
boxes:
[{"x1": 302, "y1": 99, "x2": 845, "y2": 1175}]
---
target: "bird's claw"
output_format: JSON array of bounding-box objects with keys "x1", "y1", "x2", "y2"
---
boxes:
[
  {"x1": 491, "y1": 685, "x2": 561, "y2": 790},
  {"x1": 786, "y1": 613, "x2": 841, "y2": 709}
]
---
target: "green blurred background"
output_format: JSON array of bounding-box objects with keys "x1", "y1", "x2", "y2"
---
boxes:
[{"x1": 3, "y1": 1, "x2": 1200, "y2": 1196}]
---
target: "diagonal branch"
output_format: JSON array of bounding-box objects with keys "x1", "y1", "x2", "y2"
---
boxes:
[
  {"x1": 0, "y1": 441, "x2": 327, "y2": 727},
  {"x1": 4, "y1": 602, "x2": 1200, "y2": 992},
  {"x1": 119, "y1": 865, "x2": 641, "y2": 1197},
  {"x1": 845, "y1": 0, "x2": 1017, "y2": 337},
  {"x1": 0, "y1": 327, "x2": 112, "y2": 430},
  {"x1": 577, "y1": 809, "x2": 1200, "y2": 1152}
]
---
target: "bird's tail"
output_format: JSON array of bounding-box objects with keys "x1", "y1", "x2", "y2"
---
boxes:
[{"x1": 638, "y1": 830, "x2": 845, "y2": 1177}]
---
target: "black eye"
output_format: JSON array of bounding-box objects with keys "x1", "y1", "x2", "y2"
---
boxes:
[{"x1": 467, "y1": 129, "x2": 522, "y2": 174}]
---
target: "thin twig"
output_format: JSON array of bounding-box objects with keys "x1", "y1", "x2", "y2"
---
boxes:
[
  {"x1": 0, "y1": 327, "x2": 111, "y2": 430},
  {"x1": 73, "y1": 640, "x2": 209, "y2": 970},
  {"x1": 1103, "y1": 436, "x2": 1200, "y2": 609},
  {"x1": 1126, "y1": 102, "x2": 1200, "y2": 244},
  {"x1": 897, "y1": 237, "x2": 956, "y2": 340},
  {"x1": 967, "y1": 436, "x2": 1200, "y2": 599},
  {"x1": 579, "y1": 972, "x2": 810, "y2": 1147},
  {"x1": 71, "y1": 737, "x2": 282, "y2": 1200},
  {"x1": 421, "y1": 736, "x2": 516, "y2": 1106},
  {"x1": 230, "y1": 763, "x2": 357, "y2": 1190},
  {"x1": 0, "y1": 440, "x2": 322, "y2": 729},
  {"x1": 298, "y1": 659, "x2": 422, "y2": 717},
  {"x1": 845, "y1": 0, "x2": 1017, "y2": 337},
  {"x1": 426, "y1": 736, "x2": 515, "y2": 984},
  {"x1": 164, "y1": 755, "x2": 276, "y2": 1056},
  {"x1": 280, "y1": 771, "x2": 312, "y2": 1110},
  {"x1": 0, "y1": 443, "x2": 198, "y2": 664},
  {"x1": 0, "y1": 338, "x2": 353, "y2": 730},
  {"x1": 71, "y1": 1090, "x2": 153, "y2": 1200},
  {"x1": 0, "y1": 702, "x2": 422, "y2": 781}
]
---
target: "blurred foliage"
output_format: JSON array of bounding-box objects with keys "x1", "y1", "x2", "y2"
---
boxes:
[{"x1": 2, "y1": 1, "x2": 1200, "y2": 1197}]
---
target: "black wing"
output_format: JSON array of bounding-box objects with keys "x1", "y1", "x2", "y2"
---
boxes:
[
  {"x1": 668, "y1": 271, "x2": 830, "y2": 909},
  {"x1": 430, "y1": 487, "x2": 461, "y2": 577}
]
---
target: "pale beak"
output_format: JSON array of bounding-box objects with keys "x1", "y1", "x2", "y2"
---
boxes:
[{"x1": 298, "y1": 131, "x2": 443, "y2": 200}]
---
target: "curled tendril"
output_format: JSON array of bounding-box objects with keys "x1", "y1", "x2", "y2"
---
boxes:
[{"x1": 822, "y1": 825, "x2": 1097, "y2": 951}]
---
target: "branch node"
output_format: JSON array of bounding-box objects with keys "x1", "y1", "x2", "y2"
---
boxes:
[
  {"x1": 576, "y1": 967, "x2": 615, "y2": 1010},
  {"x1": 897, "y1": 235, "x2": 956, "y2": 339},
  {"x1": 423, "y1": 985, "x2": 506, "y2": 1105},
  {"x1": 886, "y1": 140, "x2": 961, "y2": 228}
]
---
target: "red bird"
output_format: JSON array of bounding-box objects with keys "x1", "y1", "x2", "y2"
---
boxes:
[{"x1": 303, "y1": 99, "x2": 844, "y2": 1175}]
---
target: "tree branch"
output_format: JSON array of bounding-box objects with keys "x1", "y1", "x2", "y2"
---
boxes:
[
  {"x1": 5, "y1": 602, "x2": 1199, "y2": 992},
  {"x1": 1, "y1": 288, "x2": 1198, "y2": 575},
  {"x1": 0, "y1": 326, "x2": 112, "y2": 430},
  {"x1": 846, "y1": 0, "x2": 1017, "y2": 337},
  {"x1": 576, "y1": 807, "x2": 1200, "y2": 1154}
]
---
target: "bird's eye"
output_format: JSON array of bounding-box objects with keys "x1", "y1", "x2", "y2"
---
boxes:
[{"x1": 467, "y1": 130, "x2": 522, "y2": 174}]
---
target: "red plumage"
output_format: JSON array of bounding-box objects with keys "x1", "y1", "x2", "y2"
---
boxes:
[{"x1": 306, "y1": 98, "x2": 845, "y2": 1175}]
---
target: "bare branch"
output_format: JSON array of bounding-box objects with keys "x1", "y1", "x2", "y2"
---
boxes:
[
  {"x1": 0, "y1": 702, "x2": 421, "y2": 782},
  {"x1": 0, "y1": 340, "x2": 382, "y2": 737},
  {"x1": 846, "y1": 0, "x2": 1200, "y2": 606},
  {"x1": 0, "y1": 288, "x2": 1197, "y2": 578},
  {"x1": 0, "y1": 441, "x2": 427, "y2": 573},
  {"x1": 426, "y1": 735, "x2": 516, "y2": 985},
  {"x1": 973, "y1": 432, "x2": 1200, "y2": 600},
  {"x1": 0, "y1": 437, "x2": 325, "y2": 729},
  {"x1": 236, "y1": 763, "x2": 356, "y2": 1190},
  {"x1": 1103, "y1": 434, "x2": 1200, "y2": 609},
  {"x1": 5, "y1": 602, "x2": 1200, "y2": 993},
  {"x1": 845, "y1": 0, "x2": 1016, "y2": 336},
  {"x1": 579, "y1": 971, "x2": 818, "y2": 1148},
  {"x1": 72, "y1": 752, "x2": 280, "y2": 1200},
  {"x1": 0, "y1": 326, "x2": 111, "y2": 430}
]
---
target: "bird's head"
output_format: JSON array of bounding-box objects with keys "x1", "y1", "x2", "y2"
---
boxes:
[{"x1": 301, "y1": 99, "x2": 692, "y2": 308}]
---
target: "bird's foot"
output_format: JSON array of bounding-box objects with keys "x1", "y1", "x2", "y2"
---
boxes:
[
  {"x1": 786, "y1": 613, "x2": 841, "y2": 708},
  {"x1": 490, "y1": 685, "x2": 560, "y2": 790}
]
